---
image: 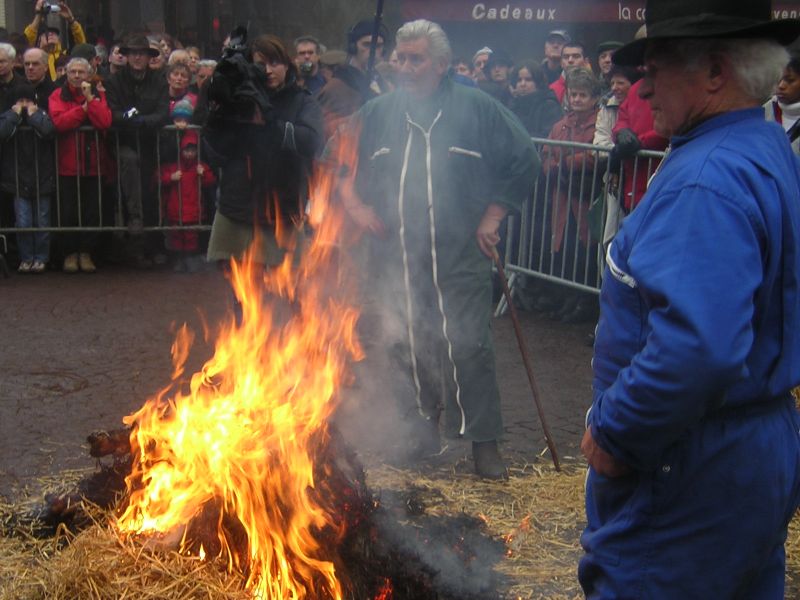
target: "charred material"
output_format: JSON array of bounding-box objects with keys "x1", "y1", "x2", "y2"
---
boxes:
[
  {"x1": 87, "y1": 428, "x2": 132, "y2": 458},
  {"x1": 8, "y1": 425, "x2": 505, "y2": 599}
]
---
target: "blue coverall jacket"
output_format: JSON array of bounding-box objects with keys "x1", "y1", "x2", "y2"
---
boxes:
[{"x1": 581, "y1": 108, "x2": 800, "y2": 599}]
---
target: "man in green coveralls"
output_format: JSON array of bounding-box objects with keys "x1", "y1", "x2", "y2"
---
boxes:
[{"x1": 341, "y1": 19, "x2": 538, "y2": 479}]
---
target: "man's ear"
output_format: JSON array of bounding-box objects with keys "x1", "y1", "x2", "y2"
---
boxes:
[{"x1": 706, "y1": 54, "x2": 729, "y2": 93}]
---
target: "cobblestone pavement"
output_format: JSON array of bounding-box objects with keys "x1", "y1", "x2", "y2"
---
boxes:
[{"x1": 0, "y1": 266, "x2": 594, "y2": 500}]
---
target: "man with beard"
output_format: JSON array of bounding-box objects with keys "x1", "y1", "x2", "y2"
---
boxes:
[{"x1": 338, "y1": 19, "x2": 537, "y2": 479}]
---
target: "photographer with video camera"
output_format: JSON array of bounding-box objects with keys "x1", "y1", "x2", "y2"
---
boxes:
[
  {"x1": 204, "y1": 31, "x2": 323, "y2": 270},
  {"x1": 24, "y1": 0, "x2": 86, "y2": 81}
]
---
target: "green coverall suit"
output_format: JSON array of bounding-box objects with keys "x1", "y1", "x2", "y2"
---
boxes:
[{"x1": 352, "y1": 77, "x2": 539, "y2": 441}]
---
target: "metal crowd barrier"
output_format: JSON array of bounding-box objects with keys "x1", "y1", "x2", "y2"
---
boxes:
[
  {"x1": 496, "y1": 137, "x2": 667, "y2": 316},
  {"x1": 0, "y1": 124, "x2": 215, "y2": 234}
]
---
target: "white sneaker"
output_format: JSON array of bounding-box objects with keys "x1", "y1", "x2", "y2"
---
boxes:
[
  {"x1": 30, "y1": 260, "x2": 46, "y2": 273},
  {"x1": 17, "y1": 260, "x2": 32, "y2": 273}
]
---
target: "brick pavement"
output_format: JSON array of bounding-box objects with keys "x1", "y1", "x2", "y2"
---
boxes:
[{"x1": 0, "y1": 267, "x2": 593, "y2": 500}]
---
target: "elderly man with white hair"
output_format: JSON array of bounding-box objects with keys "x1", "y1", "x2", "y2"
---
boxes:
[
  {"x1": 339, "y1": 19, "x2": 538, "y2": 479},
  {"x1": 579, "y1": 0, "x2": 800, "y2": 597}
]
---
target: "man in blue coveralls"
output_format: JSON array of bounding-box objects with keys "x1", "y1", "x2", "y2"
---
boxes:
[{"x1": 580, "y1": 1, "x2": 800, "y2": 597}]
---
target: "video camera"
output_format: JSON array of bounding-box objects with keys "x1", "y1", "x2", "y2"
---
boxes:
[
  {"x1": 42, "y1": 3, "x2": 60, "y2": 13},
  {"x1": 222, "y1": 25, "x2": 248, "y2": 59}
]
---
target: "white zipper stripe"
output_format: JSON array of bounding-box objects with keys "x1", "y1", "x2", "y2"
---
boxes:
[
  {"x1": 408, "y1": 111, "x2": 466, "y2": 435},
  {"x1": 397, "y1": 125, "x2": 424, "y2": 416},
  {"x1": 370, "y1": 147, "x2": 391, "y2": 160},
  {"x1": 605, "y1": 245, "x2": 638, "y2": 288},
  {"x1": 448, "y1": 146, "x2": 482, "y2": 159}
]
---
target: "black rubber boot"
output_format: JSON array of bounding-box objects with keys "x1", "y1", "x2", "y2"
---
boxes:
[
  {"x1": 405, "y1": 413, "x2": 441, "y2": 461},
  {"x1": 473, "y1": 440, "x2": 508, "y2": 480}
]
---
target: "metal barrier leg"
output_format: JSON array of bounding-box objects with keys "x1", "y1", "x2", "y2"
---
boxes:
[{"x1": 494, "y1": 271, "x2": 517, "y2": 317}]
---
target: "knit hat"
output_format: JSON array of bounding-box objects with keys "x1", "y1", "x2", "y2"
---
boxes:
[
  {"x1": 70, "y1": 43, "x2": 96, "y2": 61},
  {"x1": 12, "y1": 83, "x2": 36, "y2": 103},
  {"x1": 171, "y1": 98, "x2": 194, "y2": 120},
  {"x1": 472, "y1": 46, "x2": 493, "y2": 63}
]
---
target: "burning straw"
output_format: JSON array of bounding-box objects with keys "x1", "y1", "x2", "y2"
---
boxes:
[{"x1": 3, "y1": 459, "x2": 800, "y2": 599}]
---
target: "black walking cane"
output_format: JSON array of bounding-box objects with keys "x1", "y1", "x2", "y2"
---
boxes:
[
  {"x1": 366, "y1": 0, "x2": 385, "y2": 81},
  {"x1": 491, "y1": 247, "x2": 561, "y2": 472}
]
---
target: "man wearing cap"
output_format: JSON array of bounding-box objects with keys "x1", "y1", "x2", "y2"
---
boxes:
[
  {"x1": 471, "y1": 46, "x2": 492, "y2": 82},
  {"x1": 580, "y1": 1, "x2": 800, "y2": 597},
  {"x1": 24, "y1": 0, "x2": 86, "y2": 81},
  {"x1": 105, "y1": 34, "x2": 169, "y2": 267},
  {"x1": 479, "y1": 49, "x2": 513, "y2": 106},
  {"x1": 542, "y1": 30, "x2": 569, "y2": 85},
  {"x1": 317, "y1": 19, "x2": 386, "y2": 138},
  {"x1": 595, "y1": 40, "x2": 623, "y2": 84},
  {"x1": 337, "y1": 19, "x2": 538, "y2": 480}
]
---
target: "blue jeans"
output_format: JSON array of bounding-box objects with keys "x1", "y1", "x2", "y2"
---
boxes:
[{"x1": 14, "y1": 196, "x2": 50, "y2": 262}]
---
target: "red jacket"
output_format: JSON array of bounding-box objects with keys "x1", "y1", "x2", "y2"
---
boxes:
[
  {"x1": 549, "y1": 75, "x2": 566, "y2": 106},
  {"x1": 612, "y1": 80, "x2": 668, "y2": 210},
  {"x1": 48, "y1": 84, "x2": 113, "y2": 178},
  {"x1": 159, "y1": 131, "x2": 216, "y2": 225},
  {"x1": 542, "y1": 107, "x2": 599, "y2": 252}
]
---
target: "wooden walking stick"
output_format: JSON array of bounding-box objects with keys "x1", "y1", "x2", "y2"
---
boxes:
[{"x1": 491, "y1": 247, "x2": 561, "y2": 471}]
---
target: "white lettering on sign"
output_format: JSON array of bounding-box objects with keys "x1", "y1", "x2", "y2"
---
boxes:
[
  {"x1": 774, "y1": 9, "x2": 799, "y2": 18},
  {"x1": 472, "y1": 3, "x2": 556, "y2": 21},
  {"x1": 618, "y1": 3, "x2": 645, "y2": 21}
]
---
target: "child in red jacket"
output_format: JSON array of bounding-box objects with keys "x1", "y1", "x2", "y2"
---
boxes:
[{"x1": 159, "y1": 112, "x2": 216, "y2": 272}]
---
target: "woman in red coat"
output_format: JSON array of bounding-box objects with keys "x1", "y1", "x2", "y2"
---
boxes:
[
  {"x1": 48, "y1": 56, "x2": 112, "y2": 273},
  {"x1": 540, "y1": 68, "x2": 603, "y2": 322}
]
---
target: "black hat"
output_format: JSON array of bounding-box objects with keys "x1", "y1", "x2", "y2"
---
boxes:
[
  {"x1": 70, "y1": 43, "x2": 96, "y2": 61},
  {"x1": 348, "y1": 20, "x2": 381, "y2": 43},
  {"x1": 614, "y1": 0, "x2": 800, "y2": 65},
  {"x1": 597, "y1": 41, "x2": 624, "y2": 55},
  {"x1": 119, "y1": 35, "x2": 160, "y2": 58},
  {"x1": 485, "y1": 49, "x2": 513, "y2": 71},
  {"x1": 12, "y1": 83, "x2": 36, "y2": 103}
]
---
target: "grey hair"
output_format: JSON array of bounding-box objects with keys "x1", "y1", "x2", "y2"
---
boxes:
[
  {"x1": 395, "y1": 19, "x2": 452, "y2": 65},
  {"x1": 0, "y1": 43, "x2": 16, "y2": 61},
  {"x1": 167, "y1": 49, "x2": 190, "y2": 66},
  {"x1": 23, "y1": 47, "x2": 47, "y2": 65},
  {"x1": 197, "y1": 59, "x2": 217, "y2": 69},
  {"x1": 649, "y1": 38, "x2": 788, "y2": 103},
  {"x1": 565, "y1": 67, "x2": 603, "y2": 98},
  {"x1": 66, "y1": 57, "x2": 91, "y2": 71}
]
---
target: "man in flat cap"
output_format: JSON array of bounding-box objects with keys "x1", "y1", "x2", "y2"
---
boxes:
[{"x1": 580, "y1": 1, "x2": 800, "y2": 597}]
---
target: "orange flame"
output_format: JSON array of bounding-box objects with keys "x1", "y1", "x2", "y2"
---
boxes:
[
  {"x1": 115, "y1": 128, "x2": 364, "y2": 599},
  {"x1": 373, "y1": 578, "x2": 393, "y2": 600}
]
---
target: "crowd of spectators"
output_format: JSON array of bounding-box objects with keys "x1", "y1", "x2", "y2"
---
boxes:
[{"x1": 0, "y1": 4, "x2": 796, "y2": 289}]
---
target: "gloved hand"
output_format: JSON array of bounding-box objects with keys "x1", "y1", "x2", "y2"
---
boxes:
[
  {"x1": 614, "y1": 127, "x2": 641, "y2": 158},
  {"x1": 476, "y1": 203, "x2": 507, "y2": 258}
]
